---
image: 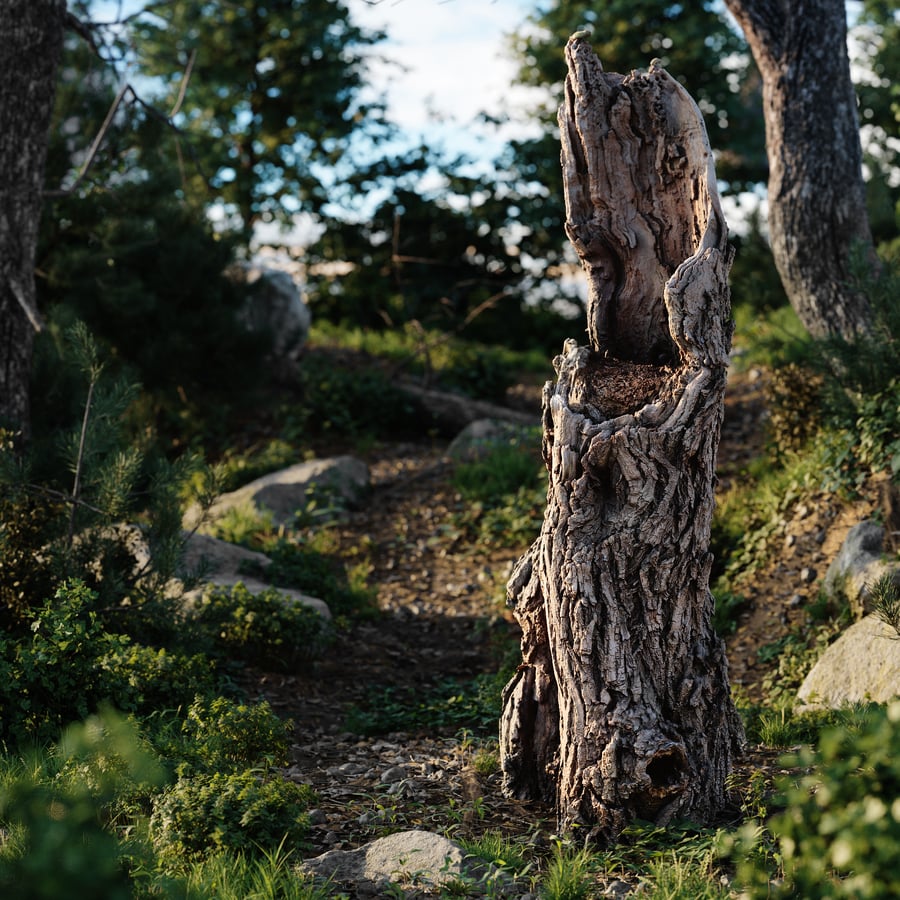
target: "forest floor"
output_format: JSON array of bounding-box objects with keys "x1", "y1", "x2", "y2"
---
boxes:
[{"x1": 241, "y1": 362, "x2": 879, "y2": 881}]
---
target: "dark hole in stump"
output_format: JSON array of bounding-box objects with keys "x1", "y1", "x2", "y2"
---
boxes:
[{"x1": 646, "y1": 748, "x2": 686, "y2": 789}]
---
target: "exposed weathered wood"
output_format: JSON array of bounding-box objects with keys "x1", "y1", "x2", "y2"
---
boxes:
[{"x1": 499, "y1": 36, "x2": 744, "y2": 845}]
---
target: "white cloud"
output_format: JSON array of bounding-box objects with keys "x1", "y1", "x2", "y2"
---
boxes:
[{"x1": 352, "y1": 0, "x2": 544, "y2": 160}]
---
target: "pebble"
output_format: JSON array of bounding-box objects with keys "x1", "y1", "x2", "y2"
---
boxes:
[
  {"x1": 380, "y1": 764, "x2": 409, "y2": 784},
  {"x1": 799, "y1": 566, "x2": 817, "y2": 584}
]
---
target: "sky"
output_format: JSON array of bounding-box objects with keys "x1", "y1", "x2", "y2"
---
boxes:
[{"x1": 350, "y1": 0, "x2": 544, "y2": 163}]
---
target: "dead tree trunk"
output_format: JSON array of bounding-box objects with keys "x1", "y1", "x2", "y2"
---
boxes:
[{"x1": 499, "y1": 36, "x2": 745, "y2": 845}]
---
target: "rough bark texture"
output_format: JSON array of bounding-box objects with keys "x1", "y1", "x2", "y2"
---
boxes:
[
  {"x1": 0, "y1": 0, "x2": 66, "y2": 434},
  {"x1": 723, "y1": 0, "x2": 873, "y2": 340},
  {"x1": 499, "y1": 37, "x2": 744, "y2": 845}
]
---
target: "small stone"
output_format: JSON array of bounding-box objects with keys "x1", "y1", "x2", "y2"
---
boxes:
[
  {"x1": 799, "y1": 567, "x2": 817, "y2": 584},
  {"x1": 604, "y1": 880, "x2": 634, "y2": 897},
  {"x1": 784, "y1": 534, "x2": 797, "y2": 548},
  {"x1": 380, "y1": 765, "x2": 408, "y2": 784},
  {"x1": 323, "y1": 831, "x2": 340, "y2": 845},
  {"x1": 308, "y1": 808, "x2": 327, "y2": 826},
  {"x1": 789, "y1": 594, "x2": 803, "y2": 608}
]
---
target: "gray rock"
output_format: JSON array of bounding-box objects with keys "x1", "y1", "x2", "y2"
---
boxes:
[
  {"x1": 447, "y1": 418, "x2": 537, "y2": 462},
  {"x1": 232, "y1": 262, "x2": 311, "y2": 366},
  {"x1": 300, "y1": 829, "x2": 513, "y2": 895},
  {"x1": 823, "y1": 521, "x2": 900, "y2": 618},
  {"x1": 797, "y1": 614, "x2": 900, "y2": 709},
  {"x1": 178, "y1": 531, "x2": 330, "y2": 618},
  {"x1": 183, "y1": 456, "x2": 370, "y2": 531},
  {"x1": 180, "y1": 531, "x2": 271, "y2": 579}
]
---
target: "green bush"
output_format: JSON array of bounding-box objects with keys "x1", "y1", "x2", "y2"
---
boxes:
[
  {"x1": 0, "y1": 711, "x2": 165, "y2": 900},
  {"x1": 190, "y1": 582, "x2": 330, "y2": 671},
  {"x1": 741, "y1": 701, "x2": 900, "y2": 897},
  {"x1": 0, "y1": 580, "x2": 221, "y2": 748},
  {"x1": 164, "y1": 696, "x2": 293, "y2": 776},
  {"x1": 149, "y1": 771, "x2": 313, "y2": 869},
  {"x1": 100, "y1": 644, "x2": 220, "y2": 716}
]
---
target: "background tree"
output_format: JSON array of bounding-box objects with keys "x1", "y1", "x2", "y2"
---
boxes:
[
  {"x1": 723, "y1": 0, "x2": 876, "y2": 340},
  {"x1": 132, "y1": 0, "x2": 387, "y2": 237},
  {"x1": 0, "y1": 1, "x2": 66, "y2": 436}
]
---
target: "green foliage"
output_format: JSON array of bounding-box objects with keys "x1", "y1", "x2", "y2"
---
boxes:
[
  {"x1": 346, "y1": 670, "x2": 511, "y2": 737},
  {"x1": 244, "y1": 536, "x2": 376, "y2": 619},
  {"x1": 1, "y1": 322, "x2": 215, "y2": 625},
  {"x1": 149, "y1": 771, "x2": 313, "y2": 869},
  {"x1": 757, "y1": 614, "x2": 848, "y2": 710},
  {"x1": 872, "y1": 573, "x2": 900, "y2": 637},
  {"x1": 164, "y1": 843, "x2": 330, "y2": 900},
  {"x1": 101, "y1": 645, "x2": 219, "y2": 717},
  {"x1": 190, "y1": 582, "x2": 330, "y2": 671},
  {"x1": 643, "y1": 851, "x2": 730, "y2": 899},
  {"x1": 0, "y1": 580, "x2": 220, "y2": 747},
  {"x1": 286, "y1": 349, "x2": 424, "y2": 441},
  {"x1": 308, "y1": 182, "x2": 570, "y2": 355},
  {"x1": 450, "y1": 439, "x2": 547, "y2": 549},
  {"x1": 0, "y1": 711, "x2": 164, "y2": 900},
  {"x1": 740, "y1": 702, "x2": 900, "y2": 898},
  {"x1": 39, "y1": 41, "x2": 269, "y2": 437},
  {"x1": 156, "y1": 696, "x2": 293, "y2": 778},
  {"x1": 711, "y1": 585, "x2": 748, "y2": 637},
  {"x1": 814, "y1": 250, "x2": 900, "y2": 479},
  {"x1": 131, "y1": 0, "x2": 385, "y2": 231},
  {"x1": 541, "y1": 840, "x2": 596, "y2": 900}
]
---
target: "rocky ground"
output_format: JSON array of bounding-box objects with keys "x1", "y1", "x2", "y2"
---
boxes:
[{"x1": 242, "y1": 365, "x2": 879, "y2": 891}]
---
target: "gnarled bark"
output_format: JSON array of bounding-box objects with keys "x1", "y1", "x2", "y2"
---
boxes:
[{"x1": 499, "y1": 37, "x2": 744, "y2": 845}]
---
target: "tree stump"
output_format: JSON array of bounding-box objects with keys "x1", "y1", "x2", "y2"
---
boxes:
[{"x1": 499, "y1": 36, "x2": 745, "y2": 845}]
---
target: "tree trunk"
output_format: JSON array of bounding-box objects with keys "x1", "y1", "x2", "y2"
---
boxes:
[
  {"x1": 723, "y1": 0, "x2": 873, "y2": 340},
  {"x1": 0, "y1": 0, "x2": 66, "y2": 435},
  {"x1": 499, "y1": 36, "x2": 744, "y2": 845}
]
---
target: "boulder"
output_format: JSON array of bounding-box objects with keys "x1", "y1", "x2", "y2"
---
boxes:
[
  {"x1": 823, "y1": 520, "x2": 900, "y2": 618},
  {"x1": 180, "y1": 531, "x2": 271, "y2": 579},
  {"x1": 183, "y1": 456, "x2": 370, "y2": 531},
  {"x1": 231, "y1": 262, "x2": 311, "y2": 367},
  {"x1": 300, "y1": 830, "x2": 512, "y2": 896},
  {"x1": 179, "y1": 533, "x2": 330, "y2": 619},
  {"x1": 447, "y1": 418, "x2": 538, "y2": 462},
  {"x1": 796, "y1": 614, "x2": 900, "y2": 709}
]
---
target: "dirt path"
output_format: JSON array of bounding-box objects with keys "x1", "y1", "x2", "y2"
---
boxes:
[{"x1": 246, "y1": 368, "x2": 875, "y2": 859}]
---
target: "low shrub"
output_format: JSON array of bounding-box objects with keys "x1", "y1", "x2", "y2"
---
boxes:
[
  {"x1": 739, "y1": 701, "x2": 900, "y2": 898},
  {"x1": 0, "y1": 711, "x2": 165, "y2": 900},
  {"x1": 190, "y1": 582, "x2": 330, "y2": 671},
  {"x1": 149, "y1": 771, "x2": 313, "y2": 869},
  {"x1": 162, "y1": 696, "x2": 293, "y2": 777}
]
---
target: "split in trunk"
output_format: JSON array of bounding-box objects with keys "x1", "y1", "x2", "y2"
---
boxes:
[{"x1": 499, "y1": 36, "x2": 745, "y2": 845}]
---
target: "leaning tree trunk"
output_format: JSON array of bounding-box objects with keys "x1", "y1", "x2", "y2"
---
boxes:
[
  {"x1": 723, "y1": 0, "x2": 873, "y2": 340},
  {"x1": 0, "y1": 0, "x2": 66, "y2": 436},
  {"x1": 499, "y1": 36, "x2": 745, "y2": 845}
]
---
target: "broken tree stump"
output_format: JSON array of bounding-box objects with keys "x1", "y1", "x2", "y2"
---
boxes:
[{"x1": 499, "y1": 36, "x2": 745, "y2": 845}]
